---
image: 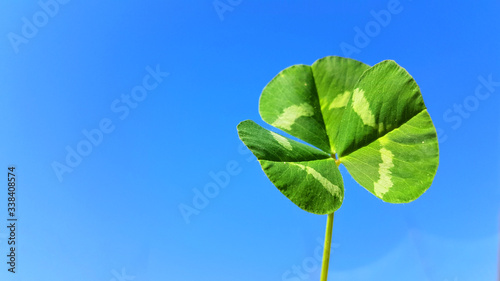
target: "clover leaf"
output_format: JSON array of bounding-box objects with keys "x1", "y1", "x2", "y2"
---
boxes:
[{"x1": 237, "y1": 56, "x2": 439, "y2": 214}]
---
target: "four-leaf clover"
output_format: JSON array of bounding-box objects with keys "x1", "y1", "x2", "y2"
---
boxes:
[{"x1": 237, "y1": 56, "x2": 439, "y2": 214}]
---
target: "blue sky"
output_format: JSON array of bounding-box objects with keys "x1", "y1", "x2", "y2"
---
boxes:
[{"x1": 0, "y1": 1, "x2": 498, "y2": 280}]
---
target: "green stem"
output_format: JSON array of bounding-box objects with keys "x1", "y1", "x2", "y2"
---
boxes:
[{"x1": 320, "y1": 213, "x2": 334, "y2": 281}]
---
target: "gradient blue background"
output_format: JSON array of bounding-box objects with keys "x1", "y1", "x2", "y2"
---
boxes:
[{"x1": 0, "y1": 1, "x2": 498, "y2": 280}]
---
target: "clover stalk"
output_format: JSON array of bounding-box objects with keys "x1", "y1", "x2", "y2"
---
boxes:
[
  {"x1": 320, "y1": 212, "x2": 334, "y2": 281},
  {"x1": 320, "y1": 157, "x2": 339, "y2": 281}
]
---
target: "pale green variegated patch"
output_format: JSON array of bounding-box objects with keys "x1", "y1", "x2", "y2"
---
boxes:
[
  {"x1": 329, "y1": 91, "x2": 351, "y2": 110},
  {"x1": 290, "y1": 163, "x2": 342, "y2": 198},
  {"x1": 271, "y1": 103, "x2": 314, "y2": 130},
  {"x1": 238, "y1": 56, "x2": 439, "y2": 213},
  {"x1": 373, "y1": 148, "x2": 394, "y2": 197},
  {"x1": 352, "y1": 88, "x2": 376, "y2": 128},
  {"x1": 270, "y1": 131, "x2": 292, "y2": 151}
]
